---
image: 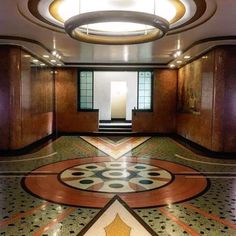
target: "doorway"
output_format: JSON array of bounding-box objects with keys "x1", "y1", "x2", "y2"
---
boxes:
[
  {"x1": 111, "y1": 81, "x2": 127, "y2": 119},
  {"x1": 94, "y1": 71, "x2": 137, "y2": 121}
]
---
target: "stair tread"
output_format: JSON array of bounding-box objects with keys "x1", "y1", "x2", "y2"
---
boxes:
[
  {"x1": 99, "y1": 127, "x2": 132, "y2": 130},
  {"x1": 99, "y1": 126, "x2": 132, "y2": 128},
  {"x1": 99, "y1": 122, "x2": 132, "y2": 126}
]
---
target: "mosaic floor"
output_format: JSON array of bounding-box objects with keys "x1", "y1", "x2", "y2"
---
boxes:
[{"x1": 0, "y1": 136, "x2": 236, "y2": 236}]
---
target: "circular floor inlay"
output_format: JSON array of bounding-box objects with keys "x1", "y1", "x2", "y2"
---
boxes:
[
  {"x1": 60, "y1": 162, "x2": 172, "y2": 193},
  {"x1": 23, "y1": 157, "x2": 208, "y2": 208}
]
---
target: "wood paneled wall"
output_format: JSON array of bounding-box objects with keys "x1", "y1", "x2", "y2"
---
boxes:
[
  {"x1": 177, "y1": 47, "x2": 236, "y2": 152},
  {"x1": 0, "y1": 46, "x2": 19, "y2": 149},
  {"x1": 132, "y1": 69, "x2": 177, "y2": 133},
  {"x1": 18, "y1": 55, "x2": 54, "y2": 149},
  {"x1": 216, "y1": 47, "x2": 236, "y2": 152},
  {"x1": 55, "y1": 68, "x2": 98, "y2": 132},
  {"x1": 0, "y1": 46, "x2": 53, "y2": 150},
  {"x1": 176, "y1": 51, "x2": 216, "y2": 150},
  {"x1": 0, "y1": 45, "x2": 235, "y2": 152}
]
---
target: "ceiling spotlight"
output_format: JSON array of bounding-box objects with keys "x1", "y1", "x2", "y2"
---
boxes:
[
  {"x1": 52, "y1": 50, "x2": 57, "y2": 56},
  {"x1": 57, "y1": 64, "x2": 62, "y2": 66},
  {"x1": 32, "y1": 59, "x2": 39, "y2": 63},
  {"x1": 202, "y1": 56, "x2": 208, "y2": 59},
  {"x1": 174, "y1": 51, "x2": 182, "y2": 58},
  {"x1": 176, "y1": 60, "x2": 182, "y2": 64},
  {"x1": 40, "y1": 63, "x2": 46, "y2": 66},
  {"x1": 58, "y1": 55, "x2": 62, "y2": 60},
  {"x1": 23, "y1": 55, "x2": 31, "y2": 58},
  {"x1": 43, "y1": 55, "x2": 50, "y2": 58},
  {"x1": 184, "y1": 55, "x2": 191, "y2": 59},
  {"x1": 169, "y1": 64, "x2": 175, "y2": 68},
  {"x1": 50, "y1": 59, "x2": 56, "y2": 63}
]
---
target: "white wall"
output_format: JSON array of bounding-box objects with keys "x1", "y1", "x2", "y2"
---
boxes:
[
  {"x1": 94, "y1": 71, "x2": 137, "y2": 121},
  {"x1": 111, "y1": 81, "x2": 127, "y2": 119}
]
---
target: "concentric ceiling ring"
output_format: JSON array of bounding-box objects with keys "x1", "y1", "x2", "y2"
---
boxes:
[{"x1": 18, "y1": 0, "x2": 217, "y2": 43}]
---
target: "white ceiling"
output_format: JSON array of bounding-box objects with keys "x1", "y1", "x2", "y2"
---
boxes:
[{"x1": 0, "y1": 0, "x2": 236, "y2": 66}]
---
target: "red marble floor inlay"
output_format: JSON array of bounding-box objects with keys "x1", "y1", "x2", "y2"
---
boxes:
[{"x1": 23, "y1": 157, "x2": 208, "y2": 208}]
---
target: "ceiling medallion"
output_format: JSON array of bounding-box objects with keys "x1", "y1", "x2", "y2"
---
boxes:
[{"x1": 20, "y1": 0, "x2": 217, "y2": 44}]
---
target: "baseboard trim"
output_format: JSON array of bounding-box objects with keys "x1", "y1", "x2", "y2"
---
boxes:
[
  {"x1": 0, "y1": 134, "x2": 58, "y2": 156},
  {"x1": 171, "y1": 134, "x2": 236, "y2": 159},
  {"x1": 0, "y1": 132, "x2": 235, "y2": 159}
]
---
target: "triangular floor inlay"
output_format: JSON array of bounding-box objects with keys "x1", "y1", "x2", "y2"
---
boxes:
[
  {"x1": 80, "y1": 136, "x2": 150, "y2": 159},
  {"x1": 102, "y1": 136, "x2": 130, "y2": 144},
  {"x1": 78, "y1": 196, "x2": 157, "y2": 236}
]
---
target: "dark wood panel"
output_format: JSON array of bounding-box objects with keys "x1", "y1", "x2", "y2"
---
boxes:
[
  {"x1": 218, "y1": 47, "x2": 236, "y2": 152},
  {"x1": 55, "y1": 68, "x2": 98, "y2": 132},
  {"x1": 0, "y1": 46, "x2": 54, "y2": 150},
  {"x1": 31, "y1": 68, "x2": 53, "y2": 114},
  {"x1": 17, "y1": 53, "x2": 54, "y2": 149},
  {"x1": 0, "y1": 47, "x2": 12, "y2": 149},
  {"x1": 132, "y1": 69, "x2": 177, "y2": 133}
]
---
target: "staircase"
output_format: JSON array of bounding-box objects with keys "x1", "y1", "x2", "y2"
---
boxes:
[{"x1": 98, "y1": 121, "x2": 132, "y2": 133}]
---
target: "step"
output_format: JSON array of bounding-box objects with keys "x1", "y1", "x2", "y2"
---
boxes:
[
  {"x1": 99, "y1": 123, "x2": 132, "y2": 127},
  {"x1": 99, "y1": 125, "x2": 132, "y2": 129},
  {"x1": 99, "y1": 127, "x2": 132, "y2": 132}
]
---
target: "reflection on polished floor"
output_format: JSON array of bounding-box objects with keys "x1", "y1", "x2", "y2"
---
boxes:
[{"x1": 0, "y1": 136, "x2": 236, "y2": 236}]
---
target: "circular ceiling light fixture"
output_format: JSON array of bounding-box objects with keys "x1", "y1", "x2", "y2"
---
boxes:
[
  {"x1": 50, "y1": 0, "x2": 176, "y2": 45},
  {"x1": 20, "y1": 0, "x2": 217, "y2": 44},
  {"x1": 64, "y1": 11, "x2": 169, "y2": 44}
]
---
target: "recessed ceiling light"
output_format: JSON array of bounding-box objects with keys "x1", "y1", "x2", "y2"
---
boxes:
[
  {"x1": 40, "y1": 63, "x2": 46, "y2": 66},
  {"x1": 50, "y1": 59, "x2": 56, "y2": 63},
  {"x1": 43, "y1": 55, "x2": 49, "y2": 58},
  {"x1": 174, "y1": 51, "x2": 182, "y2": 58},
  {"x1": 23, "y1": 55, "x2": 31, "y2": 58},
  {"x1": 32, "y1": 59, "x2": 39, "y2": 63},
  {"x1": 57, "y1": 64, "x2": 62, "y2": 66},
  {"x1": 169, "y1": 64, "x2": 175, "y2": 68},
  {"x1": 184, "y1": 55, "x2": 191, "y2": 59},
  {"x1": 52, "y1": 50, "x2": 57, "y2": 56},
  {"x1": 202, "y1": 56, "x2": 208, "y2": 59},
  {"x1": 176, "y1": 60, "x2": 182, "y2": 64}
]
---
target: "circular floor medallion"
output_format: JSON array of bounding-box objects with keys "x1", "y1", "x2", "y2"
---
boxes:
[
  {"x1": 60, "y1": 162, "x2": 172, "y2": 193},
  {"x1": 23, "y1": 157, "x2": 208, "y2": 208}
]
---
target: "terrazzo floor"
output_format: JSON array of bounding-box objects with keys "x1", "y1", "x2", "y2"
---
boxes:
[{"x1": 0, "y1": 136, "x2": 235, "y2": 236}]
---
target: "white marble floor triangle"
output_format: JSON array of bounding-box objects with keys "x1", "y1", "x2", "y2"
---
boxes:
[
  {"x1": 80, "y1": 136, "x2": 151, "y2": 159},
  {"x1": 78, "y1": 196, "x2": 157, "y2": 236}
]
